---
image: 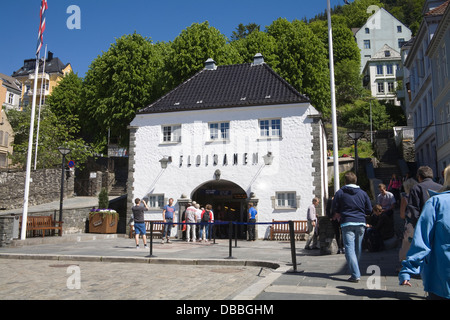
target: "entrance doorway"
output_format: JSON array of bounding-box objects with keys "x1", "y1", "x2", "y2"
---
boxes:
[{"x1": 191, "y1": 180, "x2": 248, "y2": 239}]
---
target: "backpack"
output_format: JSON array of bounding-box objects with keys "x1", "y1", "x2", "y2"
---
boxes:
[{"x1": 202, "y1": 210, "x2": 210, "y2": 222}]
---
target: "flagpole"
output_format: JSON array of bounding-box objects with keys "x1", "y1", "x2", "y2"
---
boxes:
[
  {"x1": 327, "y1": 0, "x2": 340, "y2": 193},
  {"x1": 21, "y1": 0, "x2": 48, "y2": 240},
  {"x1": 34, "y1": 44, "x2": 47, "y2": 170},
  {"x1": 21, "y1": 56, "x2": 40, "y2": 240}
]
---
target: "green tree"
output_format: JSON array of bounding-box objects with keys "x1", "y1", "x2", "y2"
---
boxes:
[
  {"x1": 46, "y1": 71, "x2": 83, "y2": 135},
  {"x1": 6, "y1": 105, "x2": 97, "y2": 169},
  {"x1": 164, "y1": 22, "x2": 242, "y2": 91},
  {"x1": 267, "y1": 18, "x2": 330, "y2": 117},
  {"x1": 334, "y1": 59, "x2": 365, "y2": 106},
  {"x1": 82, "y1": 32, "x2": 166, "y2": 149},
  {"x1": 341, "y1": 0, "x2": 384, "y2": 28},
  {"x1": 230, "y1": 30, "x2": 278, "y2": 67},
  {"x1": 231, "y1": 23, "x2": 261, "y2": 41}
]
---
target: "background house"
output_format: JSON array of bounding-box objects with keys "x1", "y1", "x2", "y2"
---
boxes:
[
  {"x1": 362, "y1": 44, "x2": 402, "y2": 106},
  {"x1": 354, "y1": 7, "x2": 412, "y2": 74},
  {"x1": 11, "y1": 52, "x2": 72, "y2": 110}
]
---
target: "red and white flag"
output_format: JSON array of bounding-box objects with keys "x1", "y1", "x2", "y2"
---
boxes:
[{"x1": 36, "y1": 0, "x2": 48, "y2": 56}]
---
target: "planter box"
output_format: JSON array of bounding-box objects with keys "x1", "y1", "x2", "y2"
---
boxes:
[{"x1": 89, "y1": 212, "x2": 118, "y2": 234}]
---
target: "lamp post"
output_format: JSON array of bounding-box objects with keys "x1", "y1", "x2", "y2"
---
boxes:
[
  {"x1": 348, "y1": 131, "x2": 364, "y2": 179},
  {"x1": 58, "y1": 146, "x2": 71, "y2": 223}
]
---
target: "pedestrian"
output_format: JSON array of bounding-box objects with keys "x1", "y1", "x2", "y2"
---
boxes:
[
  {"x1": 406, "y1": 166, "x2": 442, "y2": 227},
  {"x1": 195, "y1": 203, "x2": 202, "y2": 241},
  {"x1": 247, "y1": 202, "x2": 257, "y2": 241},
  {"x1": 161, "y1": 198, "x2": 175, "y2": 244},
  {"x1": 131, "y1": 198, "x2": 149, "y2": 249},
  {"x1": 200, "y1": 204, "x2": 213, "y2": 242},
  {"x1": 185, "y1": 202, "x2": 197, "y2": 242},
  {"x1": 388, "y1": 173, "x2": 402, "y2": 203},
  {"x1": 399, "y1": 165, "x2": 450, "y2": 300},
  {"x1": 305, "y1": 197, "x2": 320, "y2": 250},
  {"x1": 377, "y1": 183, "x2": 396, "y2": 217},
  {"x1": 326, "y1": 196, "x2": 344, "y2": 254},
  {"x1": 365, "y1": 204, "x2": 395, "y2": 251},
  {"x1": 398, "y1": 178, "x2": 419, "y2": 263},
  {"x1": 332, "y1": 171, "x2": 373, "y2": 282}
]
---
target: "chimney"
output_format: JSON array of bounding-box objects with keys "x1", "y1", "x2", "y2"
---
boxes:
[
  {"x1": 252, "y1": 53, "x2": 264, "y2": 66},
  {"x1": 47, "y1": 51, "x2": 54, "y2": 61},
  {"x1": 204, "y1": 58, "x2": 217, "y2": 70}
]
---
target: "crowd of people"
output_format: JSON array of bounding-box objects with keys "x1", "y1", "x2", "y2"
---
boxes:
[
  {"x1": 130, "y1": 164, "x2": 449, "y2": 300},
  {"x1": 323, "y1": 165, "x2": 449, "y2": 300}
]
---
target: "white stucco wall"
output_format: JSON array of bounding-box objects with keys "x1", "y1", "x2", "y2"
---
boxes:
[{"x1": 129, "y1": 103, "x2": 322, "y2": 238}]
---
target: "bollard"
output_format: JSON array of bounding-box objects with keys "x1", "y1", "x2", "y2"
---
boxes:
[
  {"x1": 234, "y1": 223, "x2": 238, "y2": 248},
  {"x1": 225, "y1": 221, "x2": 235, "y2": 259},
  {"x1": 288, "y1": 220, "x2": 303, "y2": 273},
  {"x1": 148, "y1": 221, "x2": 156, "y2": 257}
]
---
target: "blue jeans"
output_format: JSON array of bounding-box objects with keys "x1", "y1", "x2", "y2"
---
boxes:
[
  {"x1": 162, "y1": 218, "x2": 173, "y2": 238},
  {"x1": 341, "y1": 224, "x2": 366, "y2": 279}
]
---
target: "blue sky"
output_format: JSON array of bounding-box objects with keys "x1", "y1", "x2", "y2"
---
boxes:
[{"x1": 1, "y1": 0, "x2": 346, "y2": 78}]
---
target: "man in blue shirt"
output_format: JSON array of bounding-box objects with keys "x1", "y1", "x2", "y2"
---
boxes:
[
  {"x1": 162, "y1": 198, "x2": 175, "y2": 244},
  {"x1": 247, "y1": 202, "x2": 258, "y2": 241},
  {"x1": 332, "y1": 172, "x2": 372, "y2": 282}
]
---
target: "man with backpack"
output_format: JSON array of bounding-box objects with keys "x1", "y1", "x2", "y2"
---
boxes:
[{"x1": 200, "y1": 204, "x2": 213, "y2": 242}]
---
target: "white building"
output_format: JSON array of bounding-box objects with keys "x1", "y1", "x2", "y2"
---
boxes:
[
  {"x1": 355, "y1": 7, "x2": 412, "y2": 74},
  {"x1": 427, "y1": 0, "x2": 450, "y2": 180},
  {"x1": 362, "y1": 44, "x2": 402, "y2": 106},
  {"x1": 401, "y1": 0, "x2": 448, "y2": 179},
  {"x1": 127, "y1": 54, "x2": 328, "y2": 239}
]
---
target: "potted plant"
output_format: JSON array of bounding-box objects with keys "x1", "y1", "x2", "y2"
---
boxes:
[{"x1": 88, "y1": 188, "x2": 119, "y2": 233}]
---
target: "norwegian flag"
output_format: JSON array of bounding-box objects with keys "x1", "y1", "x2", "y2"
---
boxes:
[{"x1": 36, "y1": 0, "x2": 48, "y2": 56}]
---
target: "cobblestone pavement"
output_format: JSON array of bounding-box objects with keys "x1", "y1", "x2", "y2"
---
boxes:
[
  {"x1": 0, "y1": 235, "x2": 427, "y2": 301},
  {"x1": 0, "y1": 258, "x2": 269, "y2": 300}
]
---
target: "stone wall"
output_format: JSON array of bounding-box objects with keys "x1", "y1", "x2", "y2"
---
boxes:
[{"x1": 0, "y1": 168, "x2": 74, "y2": 211}]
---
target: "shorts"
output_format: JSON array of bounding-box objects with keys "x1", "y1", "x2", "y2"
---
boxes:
[{"x1": 134, "y1": 222, "x2": 146, "y2": 235}]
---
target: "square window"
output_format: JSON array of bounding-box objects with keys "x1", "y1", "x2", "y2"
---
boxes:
[
  {"x1": 209, "y1": 122, "x2": 229, "y2": 140},
  {"x1": 162, "y1": 125, "x2": 181, "y2": 143},
  {"x1": 144, "y1": 194, "x2": 165, "y2": 209},
  {"x1": 259, "y1": 119, "x2": 281, "y2": 137},
  {"x1": 275, "y1": 192, "x2": 297, "y2": 209}
]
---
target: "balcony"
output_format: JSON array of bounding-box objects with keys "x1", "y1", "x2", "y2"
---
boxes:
[{"x1": 28, "y1": 73, "x2": 50, "y2": 81}]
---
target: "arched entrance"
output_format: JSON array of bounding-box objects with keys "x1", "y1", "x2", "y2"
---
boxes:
[{"x1": 191, "y1": 180, "x2": 248, "y2": 239}]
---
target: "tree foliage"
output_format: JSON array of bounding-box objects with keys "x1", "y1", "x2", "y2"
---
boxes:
[{"x1": 82, "y1": 33, "x2": 166, "y2": 147}]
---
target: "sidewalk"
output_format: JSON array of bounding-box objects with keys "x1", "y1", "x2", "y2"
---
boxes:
[{"x1": 0, "y1": 234, "x2": 426, "y2": 300}]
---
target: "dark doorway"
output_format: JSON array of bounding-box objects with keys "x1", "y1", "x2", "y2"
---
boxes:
[{"x1": 191, "y1": 180, "x2": 248, "y2": 239}]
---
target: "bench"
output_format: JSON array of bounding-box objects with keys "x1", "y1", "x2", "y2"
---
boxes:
[
  {"x1": 129, "y1": 220, "x2": 164, "y2": 239},
  {"x1": 269, "y1": 220, "x2": 308, "y2": 241},
  {"x1": 20, "y1": 215, "x2": 63, "y2": 238}
]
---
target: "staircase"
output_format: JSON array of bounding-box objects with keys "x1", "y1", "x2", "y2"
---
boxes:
[{"x1": 373, "y1": 130, "x2": 402, "y2": 185}]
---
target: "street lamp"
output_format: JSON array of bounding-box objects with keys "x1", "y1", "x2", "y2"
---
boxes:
[
  {"x1": 159, "y1": 156, "x2": 171, "y2": 169},
  {"x1": 348, "y1": 131, "x2": 364, "y2": 179},
  {"x1": 58, "y1": 146, "x2": 71, "y2": 224}
]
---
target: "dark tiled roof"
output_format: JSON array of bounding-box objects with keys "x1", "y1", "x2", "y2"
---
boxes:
[
  {"x1": 11, "y1": 55, "x2": 70, "y2": 78},
  {"x1": 139, "y1": 61, "x2": 309, "y2": 114}
]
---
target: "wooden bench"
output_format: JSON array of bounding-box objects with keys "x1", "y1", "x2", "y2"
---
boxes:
[
  {"x1": 269, "y1": 220, "x2": 308, "y2": 241},
  {"x1": 20, "y1": 215, "x2": 63, "y2": 238},
  {"x1": 129, "y1": 220, "x2": 164, "y2": 239}
]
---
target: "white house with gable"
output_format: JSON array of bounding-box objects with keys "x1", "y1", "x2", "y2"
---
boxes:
[
  {"x1": 127, "y1": 54, "x2": 328, "y2": 240},
  {"x1": 355, "y1": 7, "x2": 412, "y2": 73}
]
